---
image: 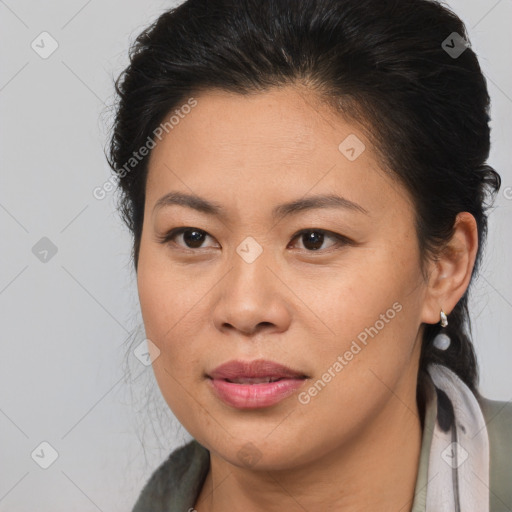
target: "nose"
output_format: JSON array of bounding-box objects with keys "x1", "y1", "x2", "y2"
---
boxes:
[{"x1": 211, "y1": 249, "x2": 292, "y2": 338}]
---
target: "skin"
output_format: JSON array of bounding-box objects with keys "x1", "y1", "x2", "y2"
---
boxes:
[{"x1": 136, "y1": 85, "x2": 478, "y2": 511}]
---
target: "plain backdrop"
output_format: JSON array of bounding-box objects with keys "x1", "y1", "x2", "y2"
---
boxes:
[{"x1": 1, "y1": 0, "x2": 511, "y2": 510}]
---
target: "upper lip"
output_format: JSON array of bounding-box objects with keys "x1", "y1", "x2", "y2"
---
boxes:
[{"x1": 208, "y1": 359, "x2": 307, "y2": 380}]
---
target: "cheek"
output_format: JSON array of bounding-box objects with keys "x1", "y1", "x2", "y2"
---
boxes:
[
  {"x1": 137, "y1": 242, "x2": 196, "y2": 340},
  {"x1": 137, "y1": 267, "x2": 205, "y2": 420},
  {"x1": 136, "y1": 249, "x2": 210, "y2": 376},
  {"x1": 311, "y1": 244, "x2": 424, "y2": 370},
  {"x1": 333, "y1": 244, "x2": 419, "y2": 317}
]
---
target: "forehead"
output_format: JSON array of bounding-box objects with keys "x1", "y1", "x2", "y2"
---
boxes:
[{"x1": 145, "y1": 86, "x2": 409, "y2": 218}]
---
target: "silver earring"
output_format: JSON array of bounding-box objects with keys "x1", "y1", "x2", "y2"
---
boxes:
[
  {"x1": 433, "y1": 309, "x2": 451, "y2": 351},
  {"x1": 440, "y1": 309, "x2": 448, "y2": 328}
]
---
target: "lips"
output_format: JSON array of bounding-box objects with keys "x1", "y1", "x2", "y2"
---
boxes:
[
  {"x1": 224, "y1": 376, "x2": 283, "y2": 384},
  {"x1": 207, "y1": 359, "x2": 307, "y2": 381},
  {"x1": 206, "y1": 359, "x2": 308, "y2": 409}
]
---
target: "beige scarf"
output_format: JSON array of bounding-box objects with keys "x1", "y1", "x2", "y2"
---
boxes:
[{"x1": 426, "y1": 364, "x2": 490, "y2": 511}]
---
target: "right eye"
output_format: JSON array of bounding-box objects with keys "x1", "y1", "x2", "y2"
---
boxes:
[{"x1": 157, "y1": 227, "x2": 219, "y2": 250}]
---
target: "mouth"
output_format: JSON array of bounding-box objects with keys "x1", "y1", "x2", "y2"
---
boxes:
[
  {"x1": 206, "y1": 359, "x2": 308, "y2": 409},
  {"x1": 207, "y1": 359, "x2": 308, "y2": 381},
  {"x1": 222, "y1": 376, "x2": 294, "y2": 384}
]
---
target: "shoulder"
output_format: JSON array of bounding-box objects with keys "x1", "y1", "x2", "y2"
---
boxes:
[
  {"x1": 479, "y1": 395, "x2": 512, "y2": 426},
  {"x1": 477, "y1": 395, "x2": 512, "y2": 510},
  {"x1": 478, "y1": 394, "x2": 512, "y2": 446},
  {"x1": 131, "y1": 439, "x2": 210, "y2": 512}
]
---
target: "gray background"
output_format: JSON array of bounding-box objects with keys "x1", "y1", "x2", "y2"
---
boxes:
[{"x1": 1, "y1": 0, "x2": 511, "y2": 510}]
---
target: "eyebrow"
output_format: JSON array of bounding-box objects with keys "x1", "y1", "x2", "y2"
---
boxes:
[{"x1": 152, "y1": 191, "x2": 369, "y2": 220}]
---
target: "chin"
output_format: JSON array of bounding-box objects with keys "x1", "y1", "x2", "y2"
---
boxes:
[{"x1": 203, "y1": 433, "x2": 314, "y2": 471}]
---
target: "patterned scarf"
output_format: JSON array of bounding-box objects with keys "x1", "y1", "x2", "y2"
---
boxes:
[{"x1": 426, "y1": 363, "x2": 490, "y2": 511}]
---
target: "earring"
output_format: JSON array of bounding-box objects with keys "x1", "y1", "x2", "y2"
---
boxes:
[
  {"x1": 433, "y1": 309, "x2": 451, "y2": 351},
  {"x1": 440, "y1": 309, "x2": 448, "y2": 328}
]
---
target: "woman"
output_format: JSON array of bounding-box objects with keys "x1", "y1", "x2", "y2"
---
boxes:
[{"x1": 106, "y1": 0, "x2": 511, "y2": 510}]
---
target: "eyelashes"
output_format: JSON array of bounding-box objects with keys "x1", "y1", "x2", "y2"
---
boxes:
[
  {"x1": 289, "y1": 228, "x2": 351, "y2": 251},
  {"x1": 158, "y1": 227, "x2": 215, "y2": 250},
  {"x1": 156, "y1": 227, "x2": 353, "y2": 253}
]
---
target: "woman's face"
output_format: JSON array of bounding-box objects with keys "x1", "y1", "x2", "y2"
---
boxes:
[{"x1": 137, "y1": 85, "x2": 431, "y2": 469}]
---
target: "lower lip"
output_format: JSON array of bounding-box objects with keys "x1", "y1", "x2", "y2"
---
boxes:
[{"x1": 208, "y1": 377, "x2": 306, "y2": 409}]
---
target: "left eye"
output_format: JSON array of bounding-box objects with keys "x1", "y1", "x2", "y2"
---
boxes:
[
  {"x1": 289, "y1": 229, "x2": 348, "y2": 251},
  {"x1": 158, "y1": 227, "x2": 349, "y2": 252}
]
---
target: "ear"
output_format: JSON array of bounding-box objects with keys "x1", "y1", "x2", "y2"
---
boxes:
[{"x1": 421, "y1": 212, "x2": 479, "y2": 325}]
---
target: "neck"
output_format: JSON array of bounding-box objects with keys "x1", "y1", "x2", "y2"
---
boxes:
[{"x1": 195, "y1": 374, "x2": 423, "y2": 512}]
